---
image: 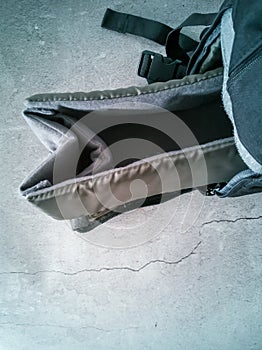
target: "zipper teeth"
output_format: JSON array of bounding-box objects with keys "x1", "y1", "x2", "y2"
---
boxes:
[{"x1": 229, "y1": 45, "x2": 262, "y2": 82}]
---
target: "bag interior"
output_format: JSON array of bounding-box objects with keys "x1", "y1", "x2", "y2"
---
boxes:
[
  {"x1": 21, "y1": 97, "x2": 234, "y2": 193},
  {"x1": 21, "y1": 68, "x2": 239, "y2": 196}
]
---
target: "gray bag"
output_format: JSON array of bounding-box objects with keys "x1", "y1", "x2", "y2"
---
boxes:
[{"x1": 20, "y1": 0, "x2": 262, "y2": 232}]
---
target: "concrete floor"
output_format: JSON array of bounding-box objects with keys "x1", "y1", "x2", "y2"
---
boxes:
[{"x1": 0, "y1": 1, "x2": 262, "y2": 349}]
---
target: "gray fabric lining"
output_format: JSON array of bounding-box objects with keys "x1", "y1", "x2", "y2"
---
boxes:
[
  {"x1": 199, "y1": 36, "x2": 222, "y2": 74},
  {"x1": 189, "y1": 23, "x2": 221, "y2": 74}
]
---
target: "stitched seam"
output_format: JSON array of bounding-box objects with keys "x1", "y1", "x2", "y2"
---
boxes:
[
  {"x1": 27, "y1": 138, "x2": 234, "y2": 202},
  {"x1": 28, "y1": 70, "x2": 223, "y2": 103}
]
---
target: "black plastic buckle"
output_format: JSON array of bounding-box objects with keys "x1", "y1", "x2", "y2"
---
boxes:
[{"x1": 138, "y1": 50, "x2": 185, "y2": 84}]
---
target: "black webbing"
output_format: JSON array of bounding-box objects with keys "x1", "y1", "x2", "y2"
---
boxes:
[
  {"x1": 101, "y1": 8, "x2": 217, "y2": 83},
  {"x1": 179, "y1": 12, "x2": 217, "y2": 28},
  {"x1": 101, "y1": 8, "x2": 173, "y2": 45},
  {"x1": 166, "y1": 12, "x2": 217, "y2": 62}
]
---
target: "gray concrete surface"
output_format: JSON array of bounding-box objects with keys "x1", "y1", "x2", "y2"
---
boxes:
[{"x1": 0, "y1": 1, "x2": 261, "y2": 349}]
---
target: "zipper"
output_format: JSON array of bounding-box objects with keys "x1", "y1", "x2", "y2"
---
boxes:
[{"x1": 228, "y1": 44, "x2": 262, "y2": 83}]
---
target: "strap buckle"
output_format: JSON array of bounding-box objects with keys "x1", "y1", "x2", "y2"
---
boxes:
[{"x1": 138, "y1": 50, "x2": 185, "y2": 84}]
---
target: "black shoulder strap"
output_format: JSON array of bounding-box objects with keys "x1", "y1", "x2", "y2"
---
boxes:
[
  {"x1": 166, "y1": 12, "x2": 217, "y2": 62},
  {"x1": 101, "y1": 8, "x2": 173, "y2": 45},
  {"x1": 102, "y1": 8, "x2": 200, "y2": 50},
  {"x1": 101, "y1": 8, "x2": 217, "y2": 83}
]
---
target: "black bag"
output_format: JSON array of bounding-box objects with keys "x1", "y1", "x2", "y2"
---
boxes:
[{"x1": 20, "y1": 0, "x2": 262, "y2": 232}]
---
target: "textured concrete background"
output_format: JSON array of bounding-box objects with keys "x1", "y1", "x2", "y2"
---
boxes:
[{"x1": 0, "y1": 1, "x2": 262, "y2": 349}]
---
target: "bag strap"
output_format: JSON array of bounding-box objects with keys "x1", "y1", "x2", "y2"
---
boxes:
[
  {"x1": 101, "y1": 8, "x2": 217, "y2": 83},
  {"x1": 102, "y1": 8, "x2": 199, "y2": 50},
  {"x1": 166, "y1": 12, "x2": 217, "y2": 62},
  {"x1": 101, "y1": 8, "x2": 173, "y2": 45}
]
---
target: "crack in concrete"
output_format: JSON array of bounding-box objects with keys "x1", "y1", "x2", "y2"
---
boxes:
[
  {"x1": 1, "y1": 216, "x2": 260, "y2": 277},
  {"x1": 200, "y1": 215, "x2": 262, "y2": 228},
  {"x1": 0, "y1": 241, "x2": 201, "y2": 276},
  {"x1": 0, "y1": 322, "x2": 138, "y2": 332}
]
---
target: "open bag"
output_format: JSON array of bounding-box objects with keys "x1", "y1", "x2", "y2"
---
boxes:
[{"x1": 20, "y1": 0, "x2": 262, "y2": 232}]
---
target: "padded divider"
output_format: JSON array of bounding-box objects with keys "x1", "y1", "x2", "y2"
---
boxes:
[{"x1": 25, "y1": 138, "x2": 246, "y2": 221}]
